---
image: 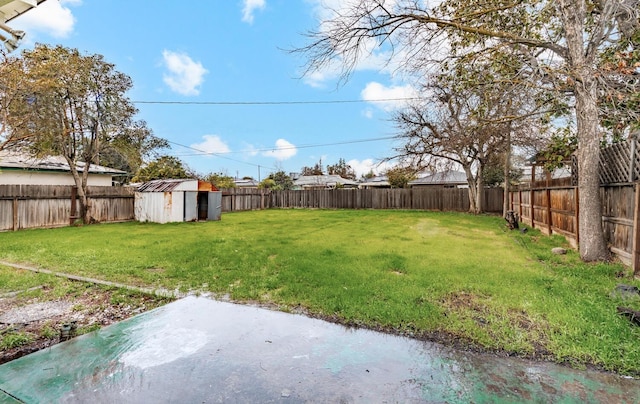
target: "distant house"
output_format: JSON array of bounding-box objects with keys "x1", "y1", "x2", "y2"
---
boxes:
[
  {"x1": 234, "y1": 178, "x2": 260, "y2": 188},
  {"x1": 134, "y1": 179, "x2": 221, "y2": 223},
  {"x1": 358, "y1": 175, "x2": 390, "y2": 189},
  {"x1": 0, "y1": 151, "x2": 126, "y2": 186},
  {"x1": 408, "y1": 170, "x2": 468, "y2": 189},
  {"x1": 294, "y1": 175, "x2": 359, "y2": 189}
]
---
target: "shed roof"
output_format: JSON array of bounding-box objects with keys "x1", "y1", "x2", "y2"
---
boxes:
[
  {"x1": 136, "y1": 179, "x2": 218, "y2": 192},
  {"x1": 137, "y1": 179, "x2": 197, "y2": 192},
  {"x1": 0, "y1": 151, "x2": 127, "y2": 175}
]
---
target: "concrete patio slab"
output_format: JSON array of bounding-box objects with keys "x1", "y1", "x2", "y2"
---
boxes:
[{"x1": 1, "y1": 296, "x2": 639, "y2": 403}]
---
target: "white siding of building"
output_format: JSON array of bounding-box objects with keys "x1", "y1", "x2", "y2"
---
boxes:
[{"x1": 0, "y1": 170, "x2": 113, "y2": 186}]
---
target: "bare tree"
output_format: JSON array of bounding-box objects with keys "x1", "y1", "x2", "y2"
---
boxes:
[{"x1": 295, "y1": 0, "x2": 639, "y2": 261}]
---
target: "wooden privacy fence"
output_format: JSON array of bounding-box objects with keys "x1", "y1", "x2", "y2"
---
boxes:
[
  {"x1": 1, "y1": 185, "x2": 502, "y2": 231},
  {"x1": 0, "y1": 185, "x2": 134, "y2": 231},
  {"x1": 510, "y1": 138, "x2": 640, "y2": 272},
  {"x1": 222, "y1": 187, "x2": 504, "y2": 213},
  {"x1": 510, "y1": 181, "x2": 640, "y2": 272}
]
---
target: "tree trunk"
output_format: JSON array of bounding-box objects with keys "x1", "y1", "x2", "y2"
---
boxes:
[
  {"x1": 557, "y1": 0, "x2": 609, "y2": 261},
  {"x1": 503, "y1": 127, "x2": 512, "y2": 217},
  {"x1": 65, "y1": 156, "x2": 92, "y2": 224},
  {"x1": 463, "y1": 165, "x2": 478, "y2": 213},
  {"x1": 575, "y1": 79, "x2": 609, "y2": 261},
  {"x1": 476, "y1": 162, "x2": 485, "y2": 214}
]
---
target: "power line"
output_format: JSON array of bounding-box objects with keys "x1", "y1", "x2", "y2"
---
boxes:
[
  {"x1": 133, "y1": 98, "x2": 420, "y2": 106},
  {"x1": 172, "y1": 135, "x2": 397, "y2": 157},
  {"x1": 166, "y1": 140, "x2": 264, "y2": 169}
]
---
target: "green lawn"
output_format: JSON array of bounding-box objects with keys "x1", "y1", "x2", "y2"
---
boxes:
[{"x1": 1, "y1": 209, "x2": 639, "y2": 375}]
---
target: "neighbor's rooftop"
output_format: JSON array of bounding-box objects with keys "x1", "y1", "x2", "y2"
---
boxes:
[{"x1": 0, "y1": 151, "x2": 127, "y2": 175}]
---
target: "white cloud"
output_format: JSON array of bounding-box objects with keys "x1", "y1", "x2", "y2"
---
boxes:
[
  {"x1": 10, "y1": 0, "x2": 79, "y2": 39},
  {"x1": 190, "y1": 135, "x2": 231, "y2": 156},
  {"x1": 162, "y1": 50, "x2": 208, "y2": 96},
  {"x1": 360, "y1": 82, "x2": 417, "y2": 111},
  {"x1": 362, "y1": 109, "x2": 374, "y2": 119},
  {"x1": 262, "y1": 139, "x2": 297, "y2": 160},
  {"x1": 347, "y1": 158, "x2": 394, "y2": 178},
  {"x1": 241, "y1": 0, "x2": 266, "y2": 24},
  {"x1": 242, "y1": 143, "x2": 260, "y2": 157}
]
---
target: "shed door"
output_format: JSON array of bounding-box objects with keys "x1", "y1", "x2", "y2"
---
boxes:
[
  {"x1": 184, "y1": 192, "x2": 197, "y2": 221},
  {"x1": 208, "y1": 191, "x2": 222, "y2": 221}
]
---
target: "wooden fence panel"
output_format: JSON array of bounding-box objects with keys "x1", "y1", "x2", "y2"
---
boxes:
[
  {"x1": 222, "y1": 188, "x2": 503, "y2": 213},
  {"x1": 19, "y1": 199, "x2": 70, "y2": 229},
  {"x1": 550, "y1": 188, "x2": 577, "y2": 240},
  {"x1": 0, "y1": 185, "x2": 134, "y2": 231},
  {"x1": 601, "y1": 185, "x2": 635, "y2": 261},
  {"x1": 510, "y1": 184, "x2": 638, "y2": 264}
]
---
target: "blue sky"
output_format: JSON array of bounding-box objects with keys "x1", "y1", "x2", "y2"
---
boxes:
[{"x1": 9, "y1": 0, "x2": 417, "y2": 180}]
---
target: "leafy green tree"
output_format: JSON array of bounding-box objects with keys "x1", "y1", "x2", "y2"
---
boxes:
[
  {"x1": 539, "y1": 128, "x2": 578, "y2": 172},
  {"x1": 0, "y1": 44, "x2": 163, "y2": 223},
  {"x1": 258, "y1": 178, "x2": 276, "y2": 189},
  {"x1": 361, "y1": 170, "x2": 376, "y2": 180},
  {"x1": 132, "y1": 156, "x2": 191, "y2": 183},
  {"x1": 385, "y1": 167, "x2": 416, "y2": 188},
  {"x1": 264, "y1": 170, "x2": 294, "y2": 190},
  {"x1": 204, "y1": 172, "x2": 236, "y2": 189},
  {"x1": 327, "y1": 158, "x2": 357, "y2": 180},
  {"x1": 301, "y1": 160, "x2": 323, "y2": 175},
  {"x1": 99, "y1": 120, "x2": 168, "y2": 182},
  {"x1": 483, "y1": 153, "x2": 524, "y2": 188}
]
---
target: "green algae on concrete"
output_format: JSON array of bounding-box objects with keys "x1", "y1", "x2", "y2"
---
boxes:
[{"x1": 1, "y1": 296, "x2": 639, "y2": 403}]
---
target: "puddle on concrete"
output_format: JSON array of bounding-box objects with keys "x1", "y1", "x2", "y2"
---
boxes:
[{"x1": 1, "y1": 296, "x2": 639, "y2": 403}]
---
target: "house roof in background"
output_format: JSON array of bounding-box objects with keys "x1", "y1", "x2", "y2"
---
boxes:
[
  {"x1": 294, "y1": 175, "x2": 359, "y2": 188},
  {"x1": 0, "y1": 151, "x2": 127, "y2": 175},
  {"x1": 359, "y1": 175, "x2": 390, "y2": 187},
  {"x1": 408, "y1": 170, "x2": 467, "y2": 186},
  {"x1": 234, "y1": 178, "x2": 260, "y2": 188}
]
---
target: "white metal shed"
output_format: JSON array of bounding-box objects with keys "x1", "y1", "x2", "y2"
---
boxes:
[{"x1": 134, "y1": 179, "x2": 222, "y2": 224}]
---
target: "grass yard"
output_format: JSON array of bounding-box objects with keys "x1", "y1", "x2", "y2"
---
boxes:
[{"x1": 1, "y1": 209, "x2": 639, "y2": 376}]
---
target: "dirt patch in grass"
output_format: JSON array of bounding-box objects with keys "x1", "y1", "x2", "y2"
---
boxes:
[
  {"x1": 438, "y1": 291, "x2": 553, "y2": 358},
  {"x1": 0, "y1": 284, "x2": 173, "y2": 365}
]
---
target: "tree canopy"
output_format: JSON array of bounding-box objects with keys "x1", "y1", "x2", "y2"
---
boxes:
[
  {"x1": 261, "y1": 170, "x2": 294, "y2": 190},
  {"x1": 0, "y1": 44, "x2": 165, "y2": 223},
  {"x1": 204, "y1": 172, "x2": 236, "y2": 189},
  {"x1": 132, "y1": 155, "x2": 191, "y2": 183}
]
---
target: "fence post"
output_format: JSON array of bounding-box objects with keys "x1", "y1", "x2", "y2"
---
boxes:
[
  {"x1": 518, "y1": 189, "x2": 523, "y2": 222},
  {"x1": 575, "y1": 187, "x2": 580, "y2": 244},
  {"x1": 546, "y1": 187, "x2": 553, "y2": 235},
  {"x1": 633, "y1": 183, "x2": 640, "y2": 277},
  {"x1": 12, "y1": 198, "x2": 18, "y2": 231},
  {"x1": 530, "y1": 187, "x2": 535, "y2": 229},
  {"x1": 69, "y1": 186, "x2": 78, "y2": 225}
]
